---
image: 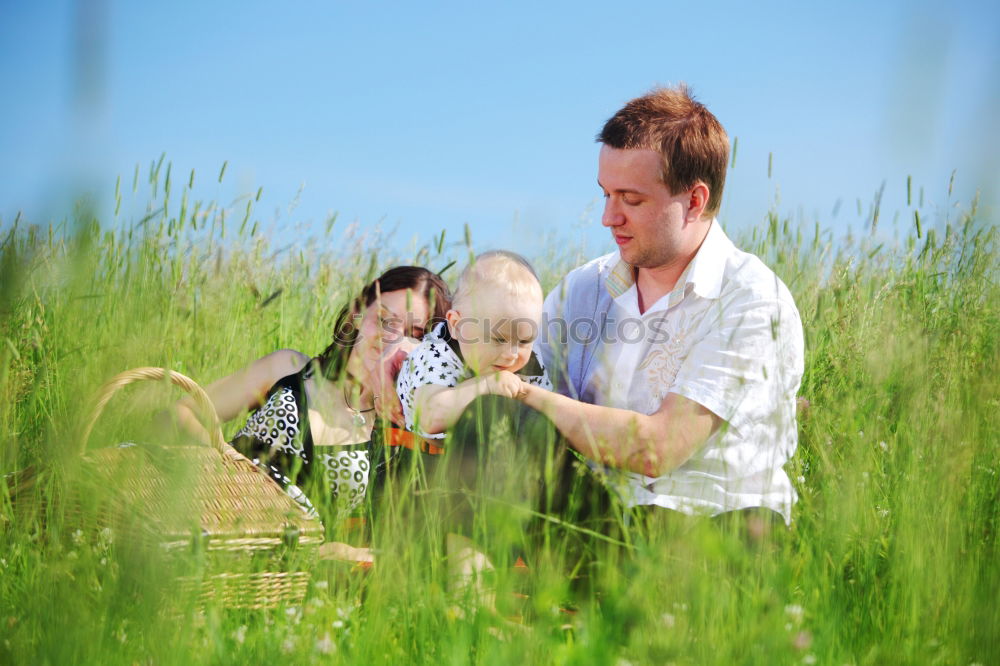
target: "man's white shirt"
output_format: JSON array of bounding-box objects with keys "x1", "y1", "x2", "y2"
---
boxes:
[{"x1": 538, "y1": 220, "x2": 804, "y2": 523}]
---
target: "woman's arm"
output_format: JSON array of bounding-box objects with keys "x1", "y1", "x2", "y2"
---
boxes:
[
  {"x1": 412, "y1": 372, "x2": 523, "y2": 435},
  {"x1": 174, "y1": 349, "x2": 311, "y2": 443}
]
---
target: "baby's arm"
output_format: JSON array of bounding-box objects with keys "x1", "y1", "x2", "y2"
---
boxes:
[{"x1": 412, "y1": 371, "x2": 524, "y2": 435}]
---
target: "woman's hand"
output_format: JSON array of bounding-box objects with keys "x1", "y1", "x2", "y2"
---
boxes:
[{"x1": 366, "y1": 337, "x2": 418, "y2": 426}]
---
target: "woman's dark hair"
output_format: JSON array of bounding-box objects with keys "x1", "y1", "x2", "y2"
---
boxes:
[{"x1": 316, "y1": 266, "x2": 451, "y2": 381}]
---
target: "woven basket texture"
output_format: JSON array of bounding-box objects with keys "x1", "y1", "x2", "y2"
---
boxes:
[
  {"x1": 80, "y1": 444, "x2": 323, "y2": 553},
  {"x1": 6, "y1": 367, "x2": 325, "y2": 609}
]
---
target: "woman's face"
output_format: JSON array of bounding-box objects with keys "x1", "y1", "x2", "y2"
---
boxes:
[{"x1": 348, "y1": 287, "x2": 431, "y2": 386}]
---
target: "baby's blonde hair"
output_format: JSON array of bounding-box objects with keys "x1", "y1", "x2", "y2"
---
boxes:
[{"x1": 452, "y1": 250, "x2": 542, "y2": 310}]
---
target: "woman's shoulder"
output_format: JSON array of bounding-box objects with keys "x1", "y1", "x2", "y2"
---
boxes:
[
  {"x1": 241, "y1": 349, "x2": 312, "y2": 397},
  {"x1": 259, "y1": 349, "x2": 312, "y2": 373}
]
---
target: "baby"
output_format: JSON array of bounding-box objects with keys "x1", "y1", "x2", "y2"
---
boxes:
[{"x1": 396, "y1": 250, "x2": 552, "y2": 438}]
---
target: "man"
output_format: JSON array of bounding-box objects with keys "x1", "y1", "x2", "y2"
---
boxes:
[{"x1": 522, "y1": 85, "x2": 804, "y2": 525}]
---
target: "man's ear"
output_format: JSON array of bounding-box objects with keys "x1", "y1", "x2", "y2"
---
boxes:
[{"x1": 686, "y1": 182, "x2": 711, "y2": 223}]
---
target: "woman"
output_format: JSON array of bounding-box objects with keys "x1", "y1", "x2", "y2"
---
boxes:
[{"x1": 175, "y1": 266, "x2": 451, "y2": 526}]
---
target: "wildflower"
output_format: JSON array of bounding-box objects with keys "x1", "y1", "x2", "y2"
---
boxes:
[
  {"x1": 98, "y1": 527, "x2": 114, "y2": 549},
  {"x1": 314, "y1": 580, "x2": 329, "y2": 591},
  {"x1": 802, "y1": 655, "x2": 817, "y2": 665},
  {"x1": 332, "y1": 619, "x2": 345, "y2": 629},
  {"x1": 793, "y1": 630, "x2": 813, "y2": 650},
  {"x1": 232, "y1": 625, "x2": 247, "y2": 645},
  {"x1": 315, "y1": 633, "x2": 336, "y2": 655},
  {"x1": 281, "y1": 636, "x2": 296, "y2": 654},
  {"x1": 661, "y1": 612, "x2": 676, "y2": 628},
  {"x1": 878, "y1": 441, "x2": 888, "y2": 452},
  {"x1": 797, "y1": 475, "x2": 806, "y2": 484},
  {"x1": 71, "y1": 529, "x2": 84, "y2": 546},
  {"x1": 785, "y1": 604, "x2": 804, "y2": 623}
]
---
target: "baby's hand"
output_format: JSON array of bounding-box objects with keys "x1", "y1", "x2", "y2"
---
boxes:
[{"x1": 483, "y1": 371, "x2": 525, "y2": 400}]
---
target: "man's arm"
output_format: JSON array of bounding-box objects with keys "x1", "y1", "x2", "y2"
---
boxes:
[
  {"x1": 523, "y1": 288, "x2": 803, "y2": 477},
  {"x1": 530, "y1": 266, "x2": 721, "y2": 474},
  {"x1": 520, "y1": 385, "x2": 721, "y2": 477}
]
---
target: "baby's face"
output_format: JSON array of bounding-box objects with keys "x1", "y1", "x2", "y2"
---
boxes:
[{"x1": 447, "y1": 289, "x2": 543, "y2": 376}]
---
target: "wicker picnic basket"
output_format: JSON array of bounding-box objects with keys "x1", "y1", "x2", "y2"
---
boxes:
[{"x1": 18, "y1": 367, "x2": 325, "y2": 609}]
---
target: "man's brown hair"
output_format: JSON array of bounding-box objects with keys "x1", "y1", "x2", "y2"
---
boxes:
[{"x1": 598, "y1": 84, "x2": 729, "y2": 218}]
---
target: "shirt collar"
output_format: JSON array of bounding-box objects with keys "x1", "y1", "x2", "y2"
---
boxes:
[
  {"x1": 604, "y1": 218, "x2": 730, "y2": 302},
  {"x1": 605, "y1": 259, "x2": 634, "y2": 299},
  {"x1": 685, "y1": 218, "x2": 730, "y2": 300},
  {"x1": 430, "y1": 322, "x2": 464, "y2": 362}
]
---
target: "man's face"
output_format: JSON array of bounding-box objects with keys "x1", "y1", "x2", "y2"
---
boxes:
[{"x1": 598, "y1": 145, "x2": 693, "y2": 269}]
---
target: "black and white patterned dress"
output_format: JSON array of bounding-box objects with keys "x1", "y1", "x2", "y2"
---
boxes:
[
  {"x1": 230, "y1": 364, "x2": 371, "y2": 517},
  {"x1": 396, "y1": 322, "x2": 553, "y2": 439}
]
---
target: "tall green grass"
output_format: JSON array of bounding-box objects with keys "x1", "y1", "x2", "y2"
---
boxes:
[{"x1": 1, "y1": 166, "x2": 997, "y2": 665}]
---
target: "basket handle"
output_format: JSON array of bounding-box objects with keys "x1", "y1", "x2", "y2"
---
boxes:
[{"x1": 80, "y1": 367, "x2": 228, "y2": 456}]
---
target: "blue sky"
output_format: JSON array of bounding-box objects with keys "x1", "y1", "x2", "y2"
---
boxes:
[{"x1": 1, "y1": 0, "x2": 998, "y2": 256}]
